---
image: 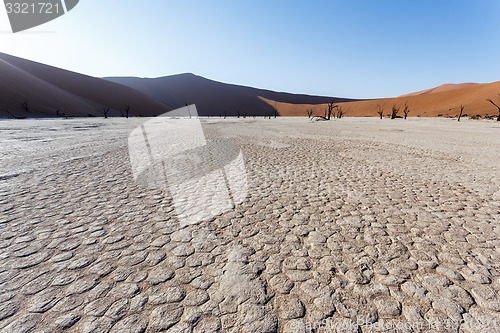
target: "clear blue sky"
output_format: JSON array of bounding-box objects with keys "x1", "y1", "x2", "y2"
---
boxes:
[{"x1": 1, "y1": 0, "x2": 499, "y2": 98}]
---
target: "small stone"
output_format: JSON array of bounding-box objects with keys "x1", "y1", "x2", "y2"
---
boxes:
[
  {"x1": 28, "y1": 288, "x2": 62, "y2": 313},
  {"x1": 105, "y1": 299, "x2": 129, "y2": 321},
  {"x1": 65, "y1": 276, "x2": 99, "y2": 296},
  {"x1": 402, "y1": 302, "x2": 426, "y2": 324},
  {"x1": 374, "y1": 296, "x2": 401, "y2": 317},
  {"x1": 78, "y1": 316, "x2": 115, "y2": 333},
  {"x1": 11, "y1": 252, "x2": 51, "y2": 269},
  {"x1": 146, "y1": 251, "x2": 166, "y2": 266},
  {"x1": 171, "y1": 229, "x2": 192, "y2": 242},
  {"x1": 182, "y1": 307, "x2": 203, "y2": 324},
  {"x1": 314, "y1": 296, "x2": 336, "y2": 316},
  {"x1": 269, "y1": 275, "x2": 294, "y2": 294},
  {"x1": 89, "y1": 261, "x2": 116, "y2": 277},
  {"x1": 67, "y1": 256, "x2": 95, "y2": 270},
  {"x1": 54, "y1": 312, "x2": 81, "y2": 329},
  {"x1": 431, "y1": 295, "x2": 464, "y2": 321},
  {"x1": 151, "y1": 235, "x2": 171, "y2": 247},
  {"x1": 0, "y1": 300, "x2": 19, "y2": 320},
  {"x1": 108, "y1": 283, "x2": 140, "y2": 299},
  {"x1": 149, "y1": 304, "x2": 183, "y2": 330},
  {"x1": 183, "y1": 289, "x2": 209, "y2": 306},
  {"x1": 300, "y1": 279, "x2": 332, "y2": 298},
  {"x1": 277, "y1": 296, "x2": 305, "y2": 319},
  {"x1": 401, "y1": 281, "x2": 428, "y2": 302},
  {"x1": 109, "y1": 314, "x2": 149, "y2": 333},
  {"x1": 193, "y1": 316, "x2": 222, "y2": 333},
  {"x1": 129, "y1": 294, "x2": 148, "y2": 313},
  {"x1": 51, "y1": 272, "x2": 78, "y2": 286},
  {"x1": 84, "y1": 298, "x2": 113, "y2": 317},
  {"x1": 147, "y1": 267, "x2": 175, "y2": 285},
  {"x1": 471, "y1": 285, "x2": 500, "y2": 312},
  {"x1": 52, "y1": 295, "x2": 83, "y2": 312},
  {"x1": 173, "y1": 244, "x2": 195, "y2": 257},
  {"x1": 2, "y1": 313, "x2": 42, "y2": 333},
  {"x1": 148, "y1": 286, "x2": 186, "y2": 305},
  {"x1": 176, "y1": 267, "x2": 203, "y2": 284},
  {"x1": 345, "y1": 269, "x2": 370, "y2": 284},
  {"x1": 436, "y1": 266, "x2": 464, "y2": 281},
  {"x1": 190, "y1": 276, "x2": 213, "y2": 290}
]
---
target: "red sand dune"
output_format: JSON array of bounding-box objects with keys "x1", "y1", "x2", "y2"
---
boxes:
[
  {"x1": 262, "y1": 81, "x2": 500, "y2": 118},
  {"x1": 399, "y1": 83, "x2": 481, "y2": 97}
]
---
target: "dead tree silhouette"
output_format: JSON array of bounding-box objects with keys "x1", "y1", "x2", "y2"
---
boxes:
[
  {"x1": 403, "y1": 101, "x2": 410, "y2": 119},
  {"x1": 486, "y1": 93, "x2": 500, "y2": 121},
  {"x1": 391, "y1": 104, "x2": 399, "y2": 119},
  {"x1": 376, "y1": 104, "x2": 384, "y2": 119},
  {"x1": 458, "y1": 105, "x2": 465, "y2": 122}
]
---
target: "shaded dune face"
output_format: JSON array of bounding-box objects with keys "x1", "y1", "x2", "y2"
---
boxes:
[
  {"x1": 0, "y1": 52, "x2": 172, "y2": 118},
  {"x1": 105, "y1": 74, "x2": 357, "y2": 118}
]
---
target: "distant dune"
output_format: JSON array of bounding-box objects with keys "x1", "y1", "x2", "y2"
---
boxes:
[
  {"x1": 104, "y1": 74, "x2": 357, "y2": 117},
  {"x1": 0, "y1": 53, "x2": 172, "y2": 118},
  {"x1": 0, "y1": 52, "x2": 498, "y2": 118},
  {"x1": 399, "y1": 83, "x2": 482, "y2": 97},
  {"x1": 265, "y1": 81, "x2": 500, "y2": 118}
]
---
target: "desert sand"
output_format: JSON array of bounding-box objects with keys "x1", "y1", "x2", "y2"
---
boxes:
[{"x1": 1, "y1": 117, "x2": 500, "y2": 332}]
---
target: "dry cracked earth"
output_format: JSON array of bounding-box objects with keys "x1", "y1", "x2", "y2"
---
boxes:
[{"x1": 1, "y1": 117, "x2": 500, "y2": 332}]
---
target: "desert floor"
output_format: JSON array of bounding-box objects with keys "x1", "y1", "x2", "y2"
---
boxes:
[{"x1": 1, "y1": 117, "x2": 500, "y2": 332}]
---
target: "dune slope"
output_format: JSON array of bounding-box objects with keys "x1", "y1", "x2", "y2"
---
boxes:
[
  {"x1": 264, "y1": 81, "x2": 500, "y2": 117},
  {"x1": 105, "y1": 74, "x2": 357, "y2": 117},
  {"x1": 0, "y1": 53, "x2": 172, "y2": 118}
]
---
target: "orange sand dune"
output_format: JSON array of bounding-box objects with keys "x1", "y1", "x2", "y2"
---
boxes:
[
  {"x1": 263, "y1": 80, "x2": 500, "y2": 118},
  {"x1": 399, "y1": 83, "x2": 481, "y2": 97}
]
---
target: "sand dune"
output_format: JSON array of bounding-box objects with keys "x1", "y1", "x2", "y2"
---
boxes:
[
  {"x1": 399, "y1": 83, "x2": 481, "y2": 97},
  {"x1": 263, "y1": 81, "x2": 500, "y2": 118},
  {"x1": 1, "y1": 52, "x2": 499, "y2": 118},
  {"x1": 0, "y1": 53, "x2": 172, "y2": 118},
  {"x1": 105, "y1": 74, "x2": 356, "y2": 117}
]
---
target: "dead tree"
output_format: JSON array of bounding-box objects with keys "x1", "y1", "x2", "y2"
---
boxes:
[
  {"x1": 403, "y1": 101, "x2": 410, "y2": 119},
  {"x1": 20, "y1": 101, "x2": 31, "y2": 113},
  {"x1": 486, "y1": 93, "x2": 500, "y2": 121},
  {"x1": 99, "y1": 106, "x2": 110, "y2": 118},
  {"x1": 56, "y1": 109, "x2": 67, "y2": 118},
  {"x1": 458, "y1": 105, "x2": 465, "y2": 122},
  {"x1": 376, "y1": 104, "x2": 384, "y2": 119},
  {"x1": 391, "y1": 104, "x2": 399, "y2": 119},
  {"x1": 123, "y1": 105, "x2": 130, "y2": 118},
  {"x1": 306, "y1": 108, "x2": 313, "y2": 118},
  {"x1": 337, "y1": 107, "x2": 346, "y2": 119},
  {"x1": 327, "y1": 99, "x2": 338, "y2": 120}
]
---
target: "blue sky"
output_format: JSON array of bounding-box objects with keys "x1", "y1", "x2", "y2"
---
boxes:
[{"x1": 1, "y1": 0, "x2": 499, "y2": 98}]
